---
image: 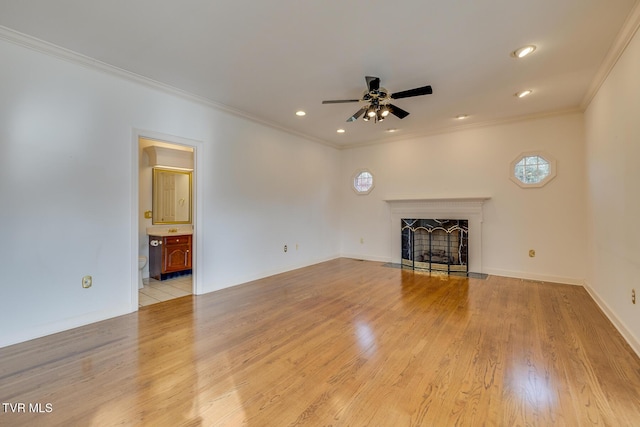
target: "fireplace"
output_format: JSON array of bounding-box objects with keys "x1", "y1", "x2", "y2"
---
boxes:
[
  {"x1": 401, "y1": 219, "x2": 468, "y2": 273},
  {"x1": 385, "y1": 197, "x2": 489, "y2": 274}
]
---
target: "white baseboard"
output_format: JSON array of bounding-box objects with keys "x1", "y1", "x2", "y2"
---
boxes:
[
  {"x1": 0, "y1": 305, "x2": 134, "y2": 349},
  {"x1": 483, "y1": 267, "x2": 584, "y2": 286},
  {"x1": 3, "y1": 256, "x2": 342, "y2": 348},
  {"x1": 199, "y1": 255, "x2": 342, "y2": 295},
  {"x1": 583, "y1": 281, "x2": 640, "y2": 359},
  {"x1": 339, "y1": 253, "x2": 392, "y2": 263}
]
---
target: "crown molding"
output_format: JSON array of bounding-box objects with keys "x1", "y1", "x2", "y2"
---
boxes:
[
  {"x1": 2, "y1": 13, "x2": 633, "y2": 153},
  {"x1": 338, "y1": 107, "x2": 583, "y2": 150},
  {"x1": 0, "y1": 25, "x2": 337, "y2": 149},
  {"x1": 580, "y1": 0, "x2": 640, "y2": 110}
]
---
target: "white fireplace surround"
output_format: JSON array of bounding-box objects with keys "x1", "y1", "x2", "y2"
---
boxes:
[{"x1": 385, "y1": 197, "x2": 490, "y2": 273}]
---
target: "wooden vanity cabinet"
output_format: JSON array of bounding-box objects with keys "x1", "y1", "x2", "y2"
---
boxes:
[{"x1": 149, "y1": 234, "x2": 192, "y2": 280}]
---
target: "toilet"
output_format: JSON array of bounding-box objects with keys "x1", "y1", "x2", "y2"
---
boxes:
[{"x1": 138, "y1": 256, "x2": 147, "y2": 289}]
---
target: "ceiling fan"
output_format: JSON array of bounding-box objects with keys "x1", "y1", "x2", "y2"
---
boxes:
[{"x1": 322, "y1": 76, "x2": 433, "y2": 123}]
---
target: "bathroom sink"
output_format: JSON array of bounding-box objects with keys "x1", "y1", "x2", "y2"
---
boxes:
[{"x1": 146, "y1": 226, "x2": 193, "y2": 236}]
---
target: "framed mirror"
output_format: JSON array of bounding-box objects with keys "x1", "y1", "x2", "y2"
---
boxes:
[{"x1": 152, "y1": 168, "x2": 192, "y2": 224}]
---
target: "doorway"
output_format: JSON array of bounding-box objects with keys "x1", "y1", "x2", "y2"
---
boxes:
[{"x1": 136, "y1": 134, "x2": 198, "y2": 307}]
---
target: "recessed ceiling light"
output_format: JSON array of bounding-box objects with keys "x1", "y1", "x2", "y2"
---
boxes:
[
  {"x1": 385, "y1": 128, "x2": 399, "y2": 133},
  {"x1": 515, "y1": 90, "x2": 533, "y2": 98},
  {"x1": 512, "y1": 45, "x2": 536, "y2": 58},
  {"x1": 337, "y1": 129, "x2": 345, "y2": 133},
  {"x1": 295, "y1": 110, "x2": 306, "y2": 116},
  {"x1": 455, "y1": 114, "x2": 469, "y2": 120}
]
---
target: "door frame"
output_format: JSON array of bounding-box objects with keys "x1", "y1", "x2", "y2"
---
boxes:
[{"x1": 130, "y1": 128, "x2": 203, "y2": 310}]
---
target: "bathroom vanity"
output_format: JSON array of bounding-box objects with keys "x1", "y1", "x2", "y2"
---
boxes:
[
  {"x1": 148, "y1": 233, "x2": 192, "y2": 280},
  {"x1": 144, "y1": 158, "x2": 194, "y2": 281}
]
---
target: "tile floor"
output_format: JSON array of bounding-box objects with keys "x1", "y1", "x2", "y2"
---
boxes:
[{"x1": 139, "y1": 274, "x2": 192, "y2": 307}]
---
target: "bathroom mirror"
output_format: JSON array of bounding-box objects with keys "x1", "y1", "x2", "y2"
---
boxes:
[{"x1": 152, "y1": 168, "x2": 192, "y2": 224}]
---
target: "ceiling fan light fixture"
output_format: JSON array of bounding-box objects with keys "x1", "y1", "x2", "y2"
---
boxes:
[
  {"x1": 512, "y1": 45, "x2": 536, "y2": 58},
  {"x1": 366, "y1": 106, "x2": 377, "y2": 118},
  {"x1": 380, "y1": 106, "x2": 390, "y2": 117}
]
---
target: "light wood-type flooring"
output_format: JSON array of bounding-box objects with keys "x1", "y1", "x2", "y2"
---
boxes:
[{"x1": 1, "y1": 258, "x2": 640, "y2": 426}]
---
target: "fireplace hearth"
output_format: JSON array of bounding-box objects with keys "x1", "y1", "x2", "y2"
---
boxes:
[{"x1": 401, "y1": 219, "x2": 468, "y2": 273}]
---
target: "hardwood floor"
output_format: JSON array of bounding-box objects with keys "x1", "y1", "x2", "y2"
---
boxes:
[{"x1": 1, "y1": 258, "x2": 639, "y2": 426}]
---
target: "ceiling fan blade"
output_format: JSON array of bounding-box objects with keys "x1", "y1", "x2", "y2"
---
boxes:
[
  {"x1": 391, "y1": 85, "x2": 433, "y2": 99},
  {"x1": 388, "y1": 104, "x2": 410, "y2": 119},
  {"x1": 322, "y1": 99, "x2": 361, "y2": 104},
  {"x1": 365, "y1": 76, "x2": 380, "y2": 92},
  {"x1": 347, "y1": 106, "x2": 367, "y2": 122}
]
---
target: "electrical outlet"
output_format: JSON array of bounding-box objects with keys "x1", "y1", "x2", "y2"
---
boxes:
[
  {"x1": 82, "y1": 275, "x2": 92, "y2": 288},
  {"x1": 284, "y1": 245, "x2": 288, "y2": 253},
  {"x1": 632, "y1": 289, "x2": 636, "y2": 305}
]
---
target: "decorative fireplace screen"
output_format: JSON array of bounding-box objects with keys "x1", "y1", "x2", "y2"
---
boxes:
[{"x1": 401, "y1": 219, "x2": 469, "y2": 273}]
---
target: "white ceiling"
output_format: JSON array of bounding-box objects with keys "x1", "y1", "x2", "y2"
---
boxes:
[{"x1": 0, "y1": 0, "x2": 638, "y2": 148}]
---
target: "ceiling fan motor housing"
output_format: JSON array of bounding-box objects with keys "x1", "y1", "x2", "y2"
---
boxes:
[{"x1": 362, "y1": 87, "x2": 390, "y2": 104}]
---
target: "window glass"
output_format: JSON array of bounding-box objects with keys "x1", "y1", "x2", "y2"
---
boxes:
[
  {"x1": 353, "y1": 170, "x2": 374, "y2": 194},
  {"x1": 510, "y1": 152, "x2": 556, "y2": 188}
]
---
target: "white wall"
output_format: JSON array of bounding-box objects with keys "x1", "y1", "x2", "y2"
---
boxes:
[
  {"x1": 584, "y1": 25, "x2": 640, "y2": 354},
  {"x1": 0, "y1": 38, "x2": 341, "y2": 347},
  {"x1": 340, "y1": 113, "x2": 587, "y2": 284},
  {"x1": 197, "y1": 114, "x2": 342, "y2": 290}
]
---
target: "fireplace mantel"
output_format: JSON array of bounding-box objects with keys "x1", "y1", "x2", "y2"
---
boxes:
[{"x1": 385, "y1": 197, "x2": 490, "y2": 273}]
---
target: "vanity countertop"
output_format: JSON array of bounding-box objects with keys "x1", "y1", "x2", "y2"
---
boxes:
[{"x1": 146, "y1": 226, "x2": 193, "y2": 237}]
